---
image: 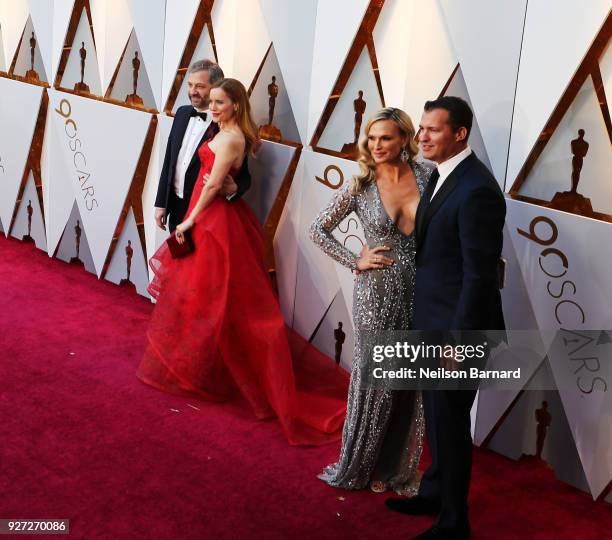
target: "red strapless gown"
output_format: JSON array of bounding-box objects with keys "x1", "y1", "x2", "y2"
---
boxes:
[{"x1": 137, "y1": 142, "x2": 349, "y2": 445}]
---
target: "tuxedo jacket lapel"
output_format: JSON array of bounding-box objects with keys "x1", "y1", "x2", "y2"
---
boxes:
[{"x1": 417, "y1": 153, "x2": 477, "y2": 245}]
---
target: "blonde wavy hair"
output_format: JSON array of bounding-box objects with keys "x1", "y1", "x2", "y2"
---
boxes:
[
  {"x1": 352, "y1": 107, "x2": 419, "y2": 193},
  {"x1": 212, "y1": 78, "x2": 261, "y2": 156}
]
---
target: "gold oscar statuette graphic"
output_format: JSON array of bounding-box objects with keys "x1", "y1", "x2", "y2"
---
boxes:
[
  {"x1": 547, "y1": 129, "x2": 594, "y2": 216},
  {"x1": 22, "y1": 200, "x2": 34, "y2": 243},
  {"x1": 120, "y1": 240, "x2": 134, "y2": 286},
  {"x1": 126, "y1": 51, "x2": 144, "y2": 107},
  {"x1": 334, "y1": 322, "x2": 346, "y2": 365},
  {"x1": 341, "y1": 90, "x2": 366, "y2": 158},
  {"x1": 25, "y1": 32, "x2": 40, "y2": 82},
  {"x1": 74, "y1": 42, "x2": 90, "y2": 94},
  {"x1": 70, "y1": 219, "x2": 82, "y2": 264},
  {"x1": 259, "y1": 75, "x2": 282, "y2": 141},
  {"x1": 535, "y1": 401, "x2": 552, "y2": 460}
]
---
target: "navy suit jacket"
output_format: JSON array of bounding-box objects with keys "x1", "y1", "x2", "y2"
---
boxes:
[
  {"x1": 154, "y1": 105, "x2": 251, "y2": 210},
  {"x1": 413, "y1": 153, "x2": 506, "y2": 332}
]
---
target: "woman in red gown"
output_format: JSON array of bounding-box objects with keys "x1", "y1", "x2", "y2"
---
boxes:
[{"x1": 138, "y1": 78, "x2": 348, "y2": 445}]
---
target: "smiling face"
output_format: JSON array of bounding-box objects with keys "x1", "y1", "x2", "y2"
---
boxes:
[
  {"x1": 187, "y1": 69, "x2": 213, "y2": 110},
  {"x1": 418, "y1": 108, "x2": 468, "y2": 163},
  {"x1": 367, "y1": 119, "x2": 406, "y2": 165},
  {"x1": 209, "y1": 86, "x2": 236, "y2": 123}
]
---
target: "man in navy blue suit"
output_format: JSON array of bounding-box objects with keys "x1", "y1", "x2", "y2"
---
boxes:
[
  {"x1": 386, "y1": 97, "x2": 506, "y2": 540},
  {"x1": 154, "y1": 59, "x2": 251, "y2": 232}
]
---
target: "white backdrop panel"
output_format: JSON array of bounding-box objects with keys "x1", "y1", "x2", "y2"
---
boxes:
[
  {"x1": 317, "y1": 46, "x2": 382, "y2": 152},
  {"x1": 27, "y1": 0, "x2": 54, "y2": 82},
  {"x1": 48, "y1": 90, "x2": 151, "y2": 276},
  {"x1": 0, "y1": 78, "x2": 43, "y2": 234},
  {"x1": 243, "y1": 140, "x2": 296, "y2": 225},
  {"x1": 373, "y1": 0, "x2": 415, "y2": 109},
  {"x1": 518, "y1": 76, "x2": 612, "y2": 215},
  {"x1": 402, "y1": 0, "x2": 457, "y2": 126},
  {"x1": 161, "y1": 0, "x2": 199, "y2": 110},
  {"x1": 55, "y1": 201, "x2": 96, "y2": 273},
  {"x1": 10, "y1": 171, "x2": 46, "y2": 251},
  {"x1": 127, "y1": 0, "x2": 165, "y2": 110},
  {"x1": 51, "y1": 0, "x2": 75, "y2": 82},
  {"x1": 506, "y1": 0, "x2": 610, "y2": 189},
  {"x1": 59, "y1": 7, "x2": 102, "y2": 95},
  {"x1": 13, "y1": 16, "x2": 48, "y2": 81},
  {"x1": 104, "y1": 207, "x2": 149, "y2": 297},
  {"x1": 440, "y1": 0, "x2": 527, "y2": 186},
  {"x1": 249, "y1": 45, "x2": 300, "y2": 143},
  {"x1": 307, "y1": 0, "x2": 370, "y2": 142},
  {"x1": 259, "y1": 0, "x2": 318, "y2": 144},
  {"x1": 0, "y1": 0, "x2": 29, "y2": 70}
]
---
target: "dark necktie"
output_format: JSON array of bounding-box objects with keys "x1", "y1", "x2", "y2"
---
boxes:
[
  {"x1": 190, "y1": 108, "x2": 207, "y2": 121},
  {"x1": 424, "y1": 168, "x2": 440, "y2": 202},
  {"x1": 416, "y1": 168, "x2": 440, "y2": 238}
]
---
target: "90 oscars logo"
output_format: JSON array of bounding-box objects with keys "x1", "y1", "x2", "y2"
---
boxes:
[
  {"x1": 517, "y1": 215, "x2": 607, "y2": 394},
  {"x1": 54, "y1": 98, "x2": 99, "y2": 212}
]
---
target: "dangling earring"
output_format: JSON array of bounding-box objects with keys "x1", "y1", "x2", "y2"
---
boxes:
[{"x1": 400, "y1": 146, "x2": 410, "y2": 163}]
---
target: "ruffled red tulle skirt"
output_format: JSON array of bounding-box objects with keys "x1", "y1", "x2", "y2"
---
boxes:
[{"x1": 137, "y1": 196, "x2": 349, "y2": 445}]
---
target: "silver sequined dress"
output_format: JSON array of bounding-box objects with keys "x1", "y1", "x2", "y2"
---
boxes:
[{"x1": 309, "y1": 161, "x2": 431, "y2": 494}]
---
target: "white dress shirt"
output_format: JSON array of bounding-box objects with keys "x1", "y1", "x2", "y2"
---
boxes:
[
  {"x1": 430, "y1": 145, "x2": 472, "y2": 199},
  {"x1": 173, "y1": 108, "x2": 212, "y2": 198}
]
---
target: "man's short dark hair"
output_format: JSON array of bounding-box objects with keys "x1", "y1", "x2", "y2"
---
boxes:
[
  {"x1": 424, "y1": 96, "x2": 473, "y2": 138},
  {"x1": 188, "y1": 59, "x2": 224, "y2": 84}
]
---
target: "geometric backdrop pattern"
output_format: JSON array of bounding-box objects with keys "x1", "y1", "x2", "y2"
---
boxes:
[{"x1": 0, "y1": 0, "x2": 610, "y2": 501}]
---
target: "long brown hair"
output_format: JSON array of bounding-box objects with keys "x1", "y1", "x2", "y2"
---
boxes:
[
  {"x1": 212, "y1": 78, "x2": 261, "y2": 156},
  {"x1": 353, "y1": 107, "x2": 419, "y2": 193}
]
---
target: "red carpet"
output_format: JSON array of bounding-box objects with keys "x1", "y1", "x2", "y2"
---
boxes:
[{"x1": 1, "y1": 235, "x2": 610, "y2": 539}]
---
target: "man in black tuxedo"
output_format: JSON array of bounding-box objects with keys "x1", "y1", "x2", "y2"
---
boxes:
[
  {"x1": 154, "y1": 59, "x2": 251, "y2": 232},
  {"x1": 386, "y1": 97, "x2": 506, "y2": 539}
]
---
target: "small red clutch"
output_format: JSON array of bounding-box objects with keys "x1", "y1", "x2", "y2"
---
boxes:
[{"x1": 167, "y1": 230, "x2": 194, "y2": 258}]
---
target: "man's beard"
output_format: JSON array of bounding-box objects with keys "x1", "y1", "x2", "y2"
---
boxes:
[{"x1": 190, "y1": 95, "x2": 208, "y2": 109}]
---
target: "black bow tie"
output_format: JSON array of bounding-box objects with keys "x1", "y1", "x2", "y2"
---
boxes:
[{"x1": 190, "y1": 109, "x2": 207, "y2": 121}]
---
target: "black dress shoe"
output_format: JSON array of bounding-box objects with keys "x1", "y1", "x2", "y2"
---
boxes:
[
  {"x1": 412, "y1": 525, "x2": 470, "y2": 540},
  {"x1": 385, "y1": 496, "x2": 441, "y2": 515}
]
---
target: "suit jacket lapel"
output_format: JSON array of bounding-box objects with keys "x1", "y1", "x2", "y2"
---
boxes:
[{"x1": 418, "y1": 153, "x2": 477, "y2": 245}]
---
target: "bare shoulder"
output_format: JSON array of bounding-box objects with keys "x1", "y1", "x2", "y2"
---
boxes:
[{"x1": 217, "y1": 130, "x2": 245, "y2": 151}]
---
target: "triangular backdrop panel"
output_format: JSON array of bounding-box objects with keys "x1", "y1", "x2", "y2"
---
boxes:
[
  {"x1": 28, "y1": 0, "x2": 54, "y2": 81},
  {"x1": 0, "y1": 0, "x2": 29, "y2": 70},
  {"x1": 127, "y1": 0, "x2": 165, "y2": 110},
  {"x1": 212, "y1": 0, "x2": 271, "y2": 88},
  {"x1": 249, "y1": 44, "x2": 300, "y2": 144},
  {"x1": 0, "y1": 78, "x2": 43, "y2": 233},
  {"x1": 104, "y1": 207, "x2": 150, "y2": 298},
  {"x1": 443, "y1": 66, "x2": 495, "y2": 182},
  {"x1": 51, "y1": 0, "x2": 76, "y2": 82},
  {"x1": 243, "y1": 140, "x2": 297, "y2": 225},
  {"x1": 518, "y1": 76, "x2": 612, "y2": 214},
  {"x1": 402, "y1": 0, "x2": 457, "y2": 126},
  {"x1": 601, "y1": 39, "x2": 612, "y2": 107},
  {"x1": 13, "y1": 16, "x2": 48, "y2": 82},
  {"x1": 59, "y1": 7, "x2": 102, "y2": 95},
  {"x1": 372, "y1": 0, "x2": 415, "y2": 109},
  {"x1": 506, "y1": 0, "x2": 610, "y2": 188},
  {"x1": 43, "y1": 90, "x2": 77, "y2": 256},
  {"x1": 172, "y1": 24, "x2": 215, "y2": 113},
  {"x1": 307, "y1": 0, "x2": 370, "y2": 142},
  {"x1": 259, "y1": 0, "x2": 318, "y2": 144},
  {"x1": 47, "y1": 90, "x2": 152, "y2": 276},
  {"x1": 161, "y1": 0, "x2": 199, "y2": 110},
  {"x1": 273, "y1": 152, "x2": 306, "y2": 325},
  {"x1": 440, "y1": 0, "x2": 527, "y2": 186},
  {"x1": 311, "y1": 292, "x2": 355, "y2": 372},
  {"x1": 10, "y1": 171, "x2": 46, "y2": 251},
  {"x1": 142, "y1": 114, "x2": 173, "y2": 271},
  {"x1": 90, "y1": 0, "x2": 133, "y2": 92},
  {"x1": 109, "y1": 30, "x2": 156, "y2": 110},
  {"x1": 317, "y1": 46, "x2": 383, "y2": 153},
  {"x1": 55, "y1": 201, "x2": 96, "y2": 275}
]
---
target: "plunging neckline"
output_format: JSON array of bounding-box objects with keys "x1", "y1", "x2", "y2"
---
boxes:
[{"x1": 373, "y1": 166, "x2": 420, "y2": 238}]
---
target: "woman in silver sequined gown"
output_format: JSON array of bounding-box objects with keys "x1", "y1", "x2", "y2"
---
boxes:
[{"x1": 310, "y1": 108, "x2": 433, "y2": 495}]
